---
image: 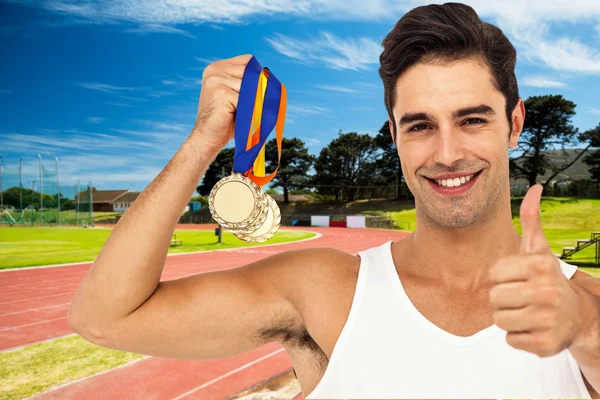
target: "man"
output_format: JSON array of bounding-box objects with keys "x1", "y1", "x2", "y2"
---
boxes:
[{"x1": 67, "y1": 2, "x2": 600, "y2": 398}]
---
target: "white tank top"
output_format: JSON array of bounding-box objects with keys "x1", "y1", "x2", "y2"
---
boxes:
[{"x1": 306, "y1": 240, "x2": 591, "y2": 399}]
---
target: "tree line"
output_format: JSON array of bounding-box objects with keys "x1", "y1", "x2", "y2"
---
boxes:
[{"x1": 197, "y1": 94, "x2": 599, "y2": 203}]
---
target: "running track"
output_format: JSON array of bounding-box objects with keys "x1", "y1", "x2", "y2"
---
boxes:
[{"x1": 0, "y1": 225, "x2": 409, "y2": 399}]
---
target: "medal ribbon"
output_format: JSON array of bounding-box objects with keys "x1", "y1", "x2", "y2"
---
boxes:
[{"x1": 233, "y1": 56, "x2": 286, "y2": 187}]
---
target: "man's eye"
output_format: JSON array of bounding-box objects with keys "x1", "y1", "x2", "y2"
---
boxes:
[
  {"x1": 464, "y1": 118, "x2": 485, "y2": 125},
  {"x1": 408, "y1": 124, "x2": 429, "y2": 132}
]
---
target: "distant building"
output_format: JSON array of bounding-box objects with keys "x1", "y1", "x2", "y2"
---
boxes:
[{"x1": 76, "y1": 188, "x2": 141, "y2": 212}]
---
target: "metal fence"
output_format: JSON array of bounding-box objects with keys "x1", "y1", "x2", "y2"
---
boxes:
[{"x1": 0, "y1": 155, "x2": 93, "y2": 226}]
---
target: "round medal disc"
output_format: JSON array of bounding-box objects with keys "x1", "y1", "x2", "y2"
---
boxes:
[
  {"x1": 233, "y1": 194, "x2": 281, "y2": 243},
  {"x1": 208, "y1": 173, "x2": 268, "y2": 230}
]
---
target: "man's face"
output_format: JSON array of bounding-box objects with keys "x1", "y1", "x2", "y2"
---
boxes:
[{"x1": 390, "y1": 59, "x2": 523, "y2": 229}]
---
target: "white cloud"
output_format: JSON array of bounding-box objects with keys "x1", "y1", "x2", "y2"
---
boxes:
[
  {"x1": 103, "y1": 101, "x2": 134, "y2": 107},
  {"x1": 521, "y1": 76, "x2": 567, "y2": 88},
  {"x1": 267, "y1": 32, "x2": 381, "y2": 71},
  {"x1": 86, "y1": 116, "x2": 105, "y2": 124},
  {"x1": 0, "y1": 127, "x2": 185, "y2": 189},
  {"x1": 125, "y1": 23, "x2": 196, "y2": 38},
  {"x1": 111, "y1": 128, "x2": 182, "y2": 142},
  {"x1": 421, "y1": 0, "x2": 600, "y2": 74},
  {"x1": 134, "y1": 120, "x2": 189, "y2": 132},
  {"x1": 315, "y1": 84, "x2": 357, "y2": 93},
  {"x1": 159, "y1": 74, "x2": 202, "y2": 91},
  {"x1": 114, "y1": 94, "x2": 148, "y2": 102},
  {"x1": 78, "y1": 80, "x2": 179, "y2": 100},
  {"x1": 15, "y1": 1, "x2": 600, "y2": 74},
  {"x1": 287, "y1": 105, "x2": 329, "y2": 115},
  {"x1": 589, "y1": 107, "x2": 600, "y2": 116},
  {"x1": 147, "y1": 90, "x2": 176, "y2": 98},
  {"x1": 77, "y1": 82, "x2": 141, "y2": 94},
  {"x1": 195, "y1": 57, "x2": 219, "y2": 65},
  {"x1": 517, "y1": 33, "x2": 600, "y2": 74}
]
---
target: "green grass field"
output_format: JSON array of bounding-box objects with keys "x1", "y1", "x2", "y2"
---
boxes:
[
  {"x1": 0, "y1": 198, "x2": 597, "y2": 399},
  {"x1": 0, "y1": 227, "x2": 316, "y2": 269},
  {"x1": 370, "y1": 197, "x2": 600, "y2": 267},
  {"x1": 0, "y1": 335, "x2": 143, "y2": 400},
  {"x1": 1, "y1": 209, "x2": 131, "y2": 226}
]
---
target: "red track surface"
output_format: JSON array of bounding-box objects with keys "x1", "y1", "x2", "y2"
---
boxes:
[{"x1": 1, "y1": 225, "x2": 408, "y2": 399}]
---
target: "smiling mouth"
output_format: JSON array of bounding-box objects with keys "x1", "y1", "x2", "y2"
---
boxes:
[{"x1": 425, "y1": 170, "x2": 483, "y2": 188}]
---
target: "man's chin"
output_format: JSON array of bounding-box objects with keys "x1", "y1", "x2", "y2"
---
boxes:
[
  {"x1": 433, "y1": 214, "x2": 481, "y2": 229},
  {"x1": 422, "y1": 205, "x2": 483, "y2": 229}
]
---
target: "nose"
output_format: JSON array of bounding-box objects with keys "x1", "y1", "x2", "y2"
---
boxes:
[{"x1": 431, "y1": 124, "x2": 466, "y2": 167}]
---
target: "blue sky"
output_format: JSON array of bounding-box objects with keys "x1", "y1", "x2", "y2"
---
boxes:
[{"x1": 1, "y1": 0, "x2": 600, "y2": 193}]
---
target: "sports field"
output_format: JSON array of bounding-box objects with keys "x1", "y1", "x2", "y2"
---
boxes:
[
  {"x1": 0, "y1": 197, "x2": 598, "y2": 399},
  {"x1": 0, "y1": 226, "x2": 405, "y2": 400},
  {"x1": 0, "y1": 226, "x2": 316, "y2": 270},
  {"x1": 375, "y1": 197, "x2": 600, "y2": 267}
]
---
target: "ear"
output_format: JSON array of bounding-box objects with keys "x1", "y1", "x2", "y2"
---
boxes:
[
  {"x1": 388, "y1": 119, "x2": 396, "y2": 143},
  {"x1": 509, "y1": 98, "x2": 525, "y2": 149}
]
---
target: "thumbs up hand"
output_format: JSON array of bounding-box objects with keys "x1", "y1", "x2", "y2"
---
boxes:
[{"x1": 488, "y1": 184, "x2": 590, "y2": 357}]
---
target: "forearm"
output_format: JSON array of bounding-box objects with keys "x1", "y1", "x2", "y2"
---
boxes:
[
  {"x1": 568, "y1": 277, "x2": 600, "y2": 395},
  {"x1": 68, "y1": 131, "x2": 219, "y2": 331}
]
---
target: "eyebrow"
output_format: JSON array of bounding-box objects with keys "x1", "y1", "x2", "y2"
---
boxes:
[{"x1": 397, "y1": 104, "x2": 496, "y2": 127}]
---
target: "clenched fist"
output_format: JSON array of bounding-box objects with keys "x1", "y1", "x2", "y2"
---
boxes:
[{"x1": 193, "y1": 54, "x2": 254, "y2": 153}]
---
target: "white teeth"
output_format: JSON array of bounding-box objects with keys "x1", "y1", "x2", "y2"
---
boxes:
[{"x1": 435, "y1": 173, "x2": 475, "y2": 188}]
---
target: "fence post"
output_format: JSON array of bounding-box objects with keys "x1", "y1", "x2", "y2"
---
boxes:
[
  {"x1": 56, "y1": 157, "x2": 60, "y2": 226},
  {"x1": 76, "y1": 181, "x2": 80, "y2": 227},
  {"x1": 0, "y1": 154, "x2": 3, "y2": 227},
  {"x1": 19, "y1": 158, "x2": 23, "y2": 226},
  {"x1": 88, "y1": 182, "x2": 94, "y2": 227},
  {"x1": 38, "y1": 154, "x2": 43, "y2": 227}
]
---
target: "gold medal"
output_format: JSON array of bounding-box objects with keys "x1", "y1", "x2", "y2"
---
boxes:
[
  {"x1": 207, "y1": 56, "x2": 287, "y2": 243},
  {"x1": 208, "y1": 173, "x2": 268, "y2": 231},
  {"x1": 233, "y1": 194, "x2": 281, "y2": 243}
]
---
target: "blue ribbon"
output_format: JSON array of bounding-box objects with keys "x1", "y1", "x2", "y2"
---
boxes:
[{"x1": 233, "y1": 56, "x2": 282, "y2": 174}]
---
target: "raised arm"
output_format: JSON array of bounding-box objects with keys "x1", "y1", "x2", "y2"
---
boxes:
[{"x1": 65, "y1": 54, "x2": 305, "y2": 359}]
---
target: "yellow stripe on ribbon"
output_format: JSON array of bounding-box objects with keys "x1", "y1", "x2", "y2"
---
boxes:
[{"x1": 246, "y1": 71, "x2": 269, "y2": 181}]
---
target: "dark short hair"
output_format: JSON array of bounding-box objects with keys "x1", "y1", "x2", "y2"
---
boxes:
[{"x1": 378, "y1": 2, "x2": 519, "y2": 141}]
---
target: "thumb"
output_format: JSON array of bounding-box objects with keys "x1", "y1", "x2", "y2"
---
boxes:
[{"x1": 519, "y1": 184, "x2": 550, "y2": 254}]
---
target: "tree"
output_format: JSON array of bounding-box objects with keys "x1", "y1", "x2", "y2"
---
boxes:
[
  {"x1": 582, "y1": 123, "x2": 600, "y2": 184},
  {"x1": 371, "y1": 121, "x2": 404, "y2": 199},
  {"x1": 509, "y1": 95, "x2": 582, "y2": 188},
  {"x1": 313, "y1": 132, "x2": 379, "y2": 202},
  {"x1": 0, "y1": 186, "x2": 57, "y2": 209},
  {"x1": 197, "y1": 148, "x2": 234, "y2": 196},
  {"x1": 1, "y1": 186, "x2": 23, "y2": 209},
  {"x1": 265, "y1": 138, "x2": 314, "y2": 204}
]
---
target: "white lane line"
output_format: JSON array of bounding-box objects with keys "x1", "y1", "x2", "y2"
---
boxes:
[
  {"x1": 0, "y1": 333, "x2": 79, "y2": 354},
  {"x1": 0, "y1": 316, "x2": 65, "y2": 331},
  {"x1": 26, "y1": 354, "x2": 151, "y2": 394},
  {"x1": 0, "y1": 302, "x2": 70, "y2": 317},
  {"x1": 171, "y1": 348, "x2": 286, "y2": 400},
  {"x1": 0, "y1": 291, "x2": 76, "y2": 305}
]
